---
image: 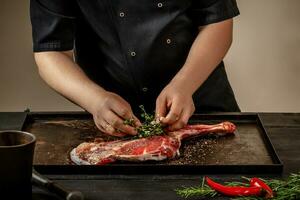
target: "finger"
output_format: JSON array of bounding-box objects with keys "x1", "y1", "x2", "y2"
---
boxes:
[
  {"x1": 105, "y1": 111, "x2": 138, "y2": 136},
  {"x1": 155, "y1": 96, "x2": 167, "y2": 121},
  {"x1": 93, "y1": 116, "x2": 109, "y2": 133},
  {"x1": 128, "y1": 111, "x2": 142, "y2": 127},
  {"x1": 132, "y1": 115, "x2": 142, "y2": 127},
  {"x1": 161, "y1": 101, "x2": 183, "y2": 125},
  {"x1": 100, "y1": 119, "x2": 127, "y2": 137},
  {"x1": 110, "y1": 102, "x2": 142, "y2": 126},
  {"x1": 94, "y1": 120, "x2": 106, "y2": 133},
  {"x1": 168, "y1": 108, "x2": 192, "y2": 131},
  {"x1": 110, "y1": 101, "x2": 132, "y2": 119}
]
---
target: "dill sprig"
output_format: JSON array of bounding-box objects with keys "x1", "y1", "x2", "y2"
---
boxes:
[
  {"x1": 124, "y1": 105, "x2": 165, "y2": 138},
  {"x1": 175, "y1": 172, "x2": 300, "y2": 199}
]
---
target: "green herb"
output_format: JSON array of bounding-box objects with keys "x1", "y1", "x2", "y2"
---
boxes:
[
  {"x1": 124, "y1": 105, "x2": 165, "y2": 138},
  {"x1": 123, "y1": 118, "x2": 136, "y2": 127},
  {"x1": 175, "y1": 177, "x2": 217, "y2": 198},
  {"x1": 175, "y1": 172, "x2": 300, "y2": 199}
]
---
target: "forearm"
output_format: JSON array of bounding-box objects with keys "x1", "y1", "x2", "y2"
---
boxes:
[
  {"x1": 34, "y1": 51, "x2": 106, "y2": 113},
  {"x1": 171, "y1": 19, "x2": 233, "y2": 94}
]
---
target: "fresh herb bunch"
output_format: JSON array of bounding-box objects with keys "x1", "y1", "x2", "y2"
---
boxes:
[
  {"x1": 175, "y1": 177, "x2": 218, "y2": 198},
  {"x1": 124, "y1": 105, "x2": 165, "y2": 138},
  {"x1": 175, "y1": 172, "x2": 300, "y2": 199}
]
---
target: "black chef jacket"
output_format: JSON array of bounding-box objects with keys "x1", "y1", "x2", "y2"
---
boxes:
[{"x1": 30, "y1": 0, "x2": 240, "y2": 114}]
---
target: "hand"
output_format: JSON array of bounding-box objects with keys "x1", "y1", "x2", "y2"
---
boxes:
[
  {"x1": 91, "y1": 91, "x2": 141, "y2": 137},
  {"x1": 155, "y1": 81, "x2": 195, "y2": 131}
]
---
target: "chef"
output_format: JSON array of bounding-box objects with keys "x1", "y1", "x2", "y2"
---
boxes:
[{"x1": 30, "y1": 0, "x2": 240, "y2": 137}]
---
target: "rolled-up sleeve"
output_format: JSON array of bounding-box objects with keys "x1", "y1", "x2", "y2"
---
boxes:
[
  {"x1": 189, "y1": 0, "x2": 240, "y2": 26},
  {"x1": 30, "y1": 0, "x2": 77, "y2": 52}
]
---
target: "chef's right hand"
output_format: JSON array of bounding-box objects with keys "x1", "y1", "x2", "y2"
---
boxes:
[{"x1": 91, "y1": 91, "x2": 141, "y2": 137}]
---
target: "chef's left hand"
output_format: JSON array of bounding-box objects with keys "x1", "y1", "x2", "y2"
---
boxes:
[{"x1": 155, "y1": 81, "x2": 195, "y2": 131}]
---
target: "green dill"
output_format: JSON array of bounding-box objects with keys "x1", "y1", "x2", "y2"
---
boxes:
[
  {"x1": 175, "y1": 172, "x2": 300, "y2": 200},
  {"x1": 124, "y1": 105, "x2": 165, "y2": 138}
]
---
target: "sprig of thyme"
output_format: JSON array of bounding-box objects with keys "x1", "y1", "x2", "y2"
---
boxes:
[{"x1": 124, "y1": 105, "x2": 165, "y2": 138}]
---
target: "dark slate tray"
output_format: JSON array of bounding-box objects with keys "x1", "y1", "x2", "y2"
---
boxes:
[{"x1": 20, "y1": 112, "x2": 283, "y2": 174}]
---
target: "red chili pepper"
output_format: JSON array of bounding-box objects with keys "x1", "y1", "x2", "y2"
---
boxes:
[
  {"x1": 205, "y1": 177, "x2": 264, "y2": 197},
  {"x1": 250, "y1": 178, "x2": 274, "y2": 198}
]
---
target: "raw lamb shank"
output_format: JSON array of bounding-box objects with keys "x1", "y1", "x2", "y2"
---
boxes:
[{"x1": 70, "y1": 121, "x2": 236, "y2": 165}]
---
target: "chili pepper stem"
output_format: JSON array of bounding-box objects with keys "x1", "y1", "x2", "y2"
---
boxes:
[{"x1": 250, "y1": 178, "x2": 274, "y2": 198}]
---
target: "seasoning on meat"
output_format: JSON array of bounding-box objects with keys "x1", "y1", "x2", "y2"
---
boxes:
[{"x1": 70, "y1": 122, "x2": 236, "y2": 165}]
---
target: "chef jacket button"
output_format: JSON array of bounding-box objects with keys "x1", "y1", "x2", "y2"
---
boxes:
[
  {"x1": 142, "y1": 87, "x2": 148, "y2": 92},
  {"x1": 166, "y1": 38, "x2": 172, "y2": 44},
  {"x1": 119, "y1": 12, "x2": 125, "y2": 17},
  {"x1": 157, "y1": 3, "x2": 163, "y2": 8},
  {"x1": 130, "y1": 51, "x2": 136, "y2": 57}
]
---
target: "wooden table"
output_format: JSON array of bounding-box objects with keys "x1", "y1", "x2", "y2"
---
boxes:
[{"x1": 0, "y1": 112, "x2": 299, "y2": 200}]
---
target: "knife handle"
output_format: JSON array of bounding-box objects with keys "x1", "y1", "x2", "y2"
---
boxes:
[{"x1": 32, "y1": 169, "x2": 84, "y2": 200}]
